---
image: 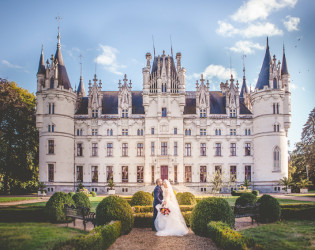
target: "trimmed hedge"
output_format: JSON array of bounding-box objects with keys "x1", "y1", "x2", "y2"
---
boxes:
[
  {"x1": 191, "y1": 197, "x2": 235, "y2": 236},
  {"x1": 280, "y1": 204, "x2": 315, "y2": 220},
  {"x1": 231, "y1": 190, "x2": 252, "y2": 196},
  {"x1": 235, "y1": 193, "x2": 257, "y2": 207},
  {"x1": 131, "y1": 191, "x2": 153, "y2": 206},
  {"x1": 46, "y1": 192, "x2": 75, "y2": 223},
  {"x1": 177, "y1": 192, "x2": 196, "y2": 205},
  {"x1": 54, "y1": 221, "x2": 121, "y2": 250},
  {"x1": 257, "y1": 194, "x2": 281, "y2": 223},
  {"x1": 252, "y1": 190, "x2": 259, "y2": 196},
  {"x1": 72, "y1": 192, "x2": 92, "y2": 210},
  {"x1": 68, "y1": 192, "x2": 75, "y2": 197},
  {"x1": 182, "y1": 211, "x2": 192, "y2": 227},
  {"x1": 207, "y1": 221, "x2": 247, "y2": 250},
  {"x1": 0, "y1": 206, "x2": 47, "y2": 222},
  {"x1": 96, "y1": 196, "x2": 134, "y2": 234},
  {"x1": 90, "y1": 191, "x2": 97, "y2": 197},
  {"x1": 132, "y1": 205, "x2": 195, "y2": 213}
]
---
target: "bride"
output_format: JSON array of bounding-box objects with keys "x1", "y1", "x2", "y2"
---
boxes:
[{"x1": 154, "y1": 180, "x2": 189, "y2": 236}]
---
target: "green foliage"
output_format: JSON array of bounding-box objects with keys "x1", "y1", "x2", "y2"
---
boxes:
[
  {"x1": 108, "y1": 179, "x2": 115, "y2": 190},
  {"x1": 177, "y1": 192, "x2": 196, "y2": 205},
  {"x1": 243, "y1": 179, "x2": 251, "y2": 189},
  {"x1": 0, "y1": 206, "x2": 47, "y2": 222},
  {"x1": 191, "y1": 197, "x2": 235, "y2": 236},
  {"x1": 207, "y1": 221, "x2": 248, "y2": 250},
  {"x1": 182, "y1": 211, "x2": 192, "y2": 227},
  {"x1": 90, "y1": 191, "x2": 97, "y2": 197},
  {"x1": 280, "y1": 204, "x2": 315, "y2": 220},
  {"x1": 235, "y1": 193, "x2": 257, "y2": 207},
  {"x1": 279, "y1": 177, "x2": 294, "y2": 191},
  {"x1": 72, "y1": 192, "x2": 91, "y2": 209},
  {"x1": 0, "y1": 82, "x2": 39, "y2": 194},
  {"x1": 257, "y1": 194, "x2": 281, "y2": 223},
  {"x1": 68, "y1": 192, "x2": 75, "y2": 197},
  {"x1": 296, "y1": 179, "x2": 312, "y2": 189},
  {"x1": 46, "y1": 192, "x2": 75, "y2": 223},
  {"x1": 133, "y1": 213, "x2": 153, "y2": 228},
  {"x1": 252, "y1": 190, "x2": 259, "y2": 196},
  {"x1": 96, "y1": 196, "x2": 134, "y2": 234},
  {"x1": 54, "y1": 221, "x2": 121, "y2": 250},
  {"x1": 176, "y1": 192, "x2": 183, "y2": 201},
  {"x1": 130, "y1": 191, "x2": 153, "y2": 206},
  {"x1": 132, "y1": 205, "x2": 195, "y2": 213},
  {"x1": 231, "y1": 190, "x2": 238, "y2": 196},
  {"x1": 76, "y1": 182, "x2": 84, "y2": 192}
]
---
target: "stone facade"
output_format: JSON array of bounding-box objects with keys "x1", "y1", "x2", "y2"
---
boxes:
[{"x1": 36, "y1": 34, "x2": 291, "y2": 194}]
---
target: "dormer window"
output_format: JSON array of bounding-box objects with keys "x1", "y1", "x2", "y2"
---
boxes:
[
  {"x1": 92, "y1": 109, "x2": 98, "y2": 118},
  {"x1": 200, "y1": 109, "x2": 206, "y2": 118},
  {"x1": 122, "y1": 109, "x2": 128, "y2": 118},
  {"x1": 230, "y1": 109, "x2": 236, "y2": 118}
]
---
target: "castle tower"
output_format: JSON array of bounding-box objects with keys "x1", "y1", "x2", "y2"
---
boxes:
[
  {"x1": 36, "y1": 28, "x2": 76, "y2": 193},
  {"x1": 251, "y1": 38, "x2": 290, "y2": 192}
]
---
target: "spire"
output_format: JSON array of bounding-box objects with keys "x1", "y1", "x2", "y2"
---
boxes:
[
  {"x1": 77, "y1": 57, "x2": 86, "y2": 97},
  {"x1": 281, "y1": 44, "x2": 289, "y2": 75},
  {"x1": 37, "y1": 45, "x2": 45, "y2": 75},
  {"x1": 240, "y1": 64, "x2": 249, "y2": 98},
  {"x1": 255, "y1": 37, "x2": 271, "y2": 89}
]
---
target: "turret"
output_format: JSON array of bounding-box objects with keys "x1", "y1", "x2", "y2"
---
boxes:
[
  {"x1": 240, "y1": 65, "x2": 251, "y2": 110},
  {"x1": 281, "y1": 45, "x2": 291, "y2": 135},
  {"x1": 37, "y1": 45, "x2": 45, "y2": 92}
]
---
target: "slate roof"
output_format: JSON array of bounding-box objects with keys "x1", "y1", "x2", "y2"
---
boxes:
[
  {"x1": 77, "y1": 76, "x2": 86, "y2": 97},
  {"x1": 240, "y1": 77, "x2": 249, "y2": 98},
  {"x1": 281, "y1": 49, "x2": 289, "y2": 75},
  {"x1": 37, "y1": 46, "x2": 45, "y2": 75},
  {"x1": 54, "y1": 42, "x2": 72, "y2": 90},
  {"x1": 151, "y1": 56, "x2": 177, "y2": 75},
  {"x1": 256, "y1": 39, "x2": 271, "y2": 90}
]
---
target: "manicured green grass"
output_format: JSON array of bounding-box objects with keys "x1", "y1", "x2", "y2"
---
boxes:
[
  {"x1": 0, "y1": 197, "x2": 38, "y2": 203},
  {"x1": 241, "y1": 220, "x2": 315, "y2": 250},
  {"x1": 276, "y1": 199, "x2": 315, "y2": 205},
  {"x1": 0, "y1": 222, "x2": 87, "y2": 250},
  {"x1": 287, "y1": 193, "x2": 315, "y2": 197}
]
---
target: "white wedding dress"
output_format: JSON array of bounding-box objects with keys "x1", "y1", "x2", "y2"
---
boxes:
[{"x1": 154, "y1": 180, "x2": 189, "y2": 236}]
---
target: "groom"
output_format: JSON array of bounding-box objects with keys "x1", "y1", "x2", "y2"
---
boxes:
[{"x1": 152, "y1": 178, "x2": 164, "y2": 231}]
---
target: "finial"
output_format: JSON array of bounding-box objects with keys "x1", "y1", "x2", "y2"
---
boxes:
[
  {"x1": 242, "y1": 53, "x2": 246, "y2": 80},
  {"x1": 207, "y1": 79, "x2": 209, "y2": 88},
  {"x1": 152, "y1": 35, "x2": 155, "y2": 57},
  {"x1": 129, "y1": 79, "x2": 132, "y2": 88},
  {"x1": 93, "y1": 74, "x2": 98, "y2": 85},
  {"x1": 123, "y1": 74, "x2": 128, "y2": 85},
  {"x1": 200, "y1": 74, "x2": 205, "y2": 84},
  {"x1": 283, "y1": 43, "x2": 285, "y2": 54},
  {"x1": 170, "y1": 35, "x2": 173, "y2": 57},
  {"x1": 162, "y1": 50, "x2": 166, "y2": 57},
  {"x1": 99, "y1": 79, "x2": 102, "y2": 89},
  {"x1": 79, "y1": 54, "x2": 83, "y2": 78},
  {"x1": 236, "y1": 80, "x2": 239, "y2": 89},
  {"x1": 196, "y1": 80, "x2": 199, "y2": 88},
  {"x1": 41, "y1": 44, "x2": 44, "y2": 52},
  {"x1": 50, "y1": 54, "x2": 54, "y2": 61},
  {"x1": 55, "y1": 15, "x2": 62, "y2": 46},
  {"x1": 266, "y1": 36, "x2": 269, "y2": 48}
]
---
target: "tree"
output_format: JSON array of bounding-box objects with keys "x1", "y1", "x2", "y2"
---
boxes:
[
  {"x1": 0, "y1": 82, "x2": 39, "y2": 194},
  {"x1": 279, "y1": 177, "x2": 293, "y2": 191},
  {"x1": 210, "y1": 170, "x2": 223, "y2": 194},
  {"x1": 296, "y1": 179, "x2": 313, "y2": 189}
]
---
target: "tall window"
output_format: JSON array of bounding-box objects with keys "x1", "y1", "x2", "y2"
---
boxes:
[
  {"x1": 200, "y1": 143, "x2": 206, "y2": 156},
  {"x1": 174, "y1": 128, "x2": 177, "y2": 135},
  {"x1": 273, "y1": 103, "x2": 279, "y2": 114},
  {"x1": 151, "y1": 127, "x2": 155, "y2": 135},
  {"x1": 92, "y1": 109, "x2": 98, "y2": 118},
  {"x1": 48, "y1": 103, "x2": 55, "y2": 114},
  {"x1": 122, "y1": 143, "x2": 128, "y2": 156},
  {"x1": 48, "y1": 140, "x2": 54, "y2": 154},
  {"x1": 215, "y1": 129, "x2": 221, "y2": 136},
  {"x1": 91, "y1": 166, "x2": 98, "y2": 183},
  {"x1": 174, "y1": 165, "x2": 178, "y2": 183},
  {"x1": 107, "y1": 129, "x2": 113, "y2": 136},
  {"x1": 48, "y1": 124, "x2": 55, "y2": 132},
  {"x1": 48, "y1": 164, "x2": 54, "y2": 182},
  {"x1": 137, "y1": 129, "x2": 144, "y2": 136},
  {"x1": 245, "y1": 143, "x2": 251, "y2": 156},
  {"x1": 230, "y1": 129, "x2": 236, "y2": 135},
  {"x1": 137, "y1": 166, "x2": 144, "y2": 183},
  {"x1": 174, "y1": 142, "x2": 178, "y2": 156},
  {"x1": 185, "y1": 129, "x2": 191, "y2": 136},
  {"x1": 245, "y1": 129, "x2": 251, "y2": 135},
  {"x1": 76, "y1": 166, "x2": 83, "y2": 182},
  {"x1": 92, "y1": 129, "x2": 98, "y2": 136},
  {"x1": 185, "y1": 143, "x2": 191, "y2": 156},
  {"x1": 274, "y1": 124, "x2": 280, "y2": 132},
  {"x1": 200, "y1": 109, "x2": 206, "y2": 118},
  {"x1": 274, "y1": 147, "x2": 280, "y2": 171},
  {"x1": 245, "y1": 165, "x2": 251, "y2": 182},
  {"x1": 230, "y1": 109, "x2": 236, "y2": 118},
  {"x1": 77, "y1": 143, "x2": 83, "y2": 156},
  {"x1": 151, "y1": 165, "x2": 155, "y2": 184},
  {"x1": 277, "y1": 103, "x2": 279, "y2": 114},
  {"x1": 122, "y1": 129, "x2": 128, "y2": 136},
  {"x1": 137, "y1": 143, "x2": 143, "y2": 156},
  {"x1": 106, "y1": 166, "x2": 113, "y2": 182},
  {"x1": 122, "y1": 166, "x2": 128, "y2": 182},
  {"x1": 151, "y1": 142, "x2": 155, "y2": 155},
  {"x1": 122, "y1": 109, "x2": 128, "y2": 118},
  {"x1": 185, "y1": 166, "x2": 192, "y2": 182},
  {"x1": 92, "y1": 143, "x2": 98, "y2": 156},
  {"x1": 200, "y1": 166, "x2": 207, "y2": 183},
  {"x1": 107, "y1": 143, "x2": 113, "y2": 157},
  {"x1": 200, "y1": 129, "x2": 206, "y2": 136},
  {"x1": 161, "y1": 142, "x2": 167, "y2": 155},
  {"x1": 162, "y1": 108, "x2": 167, "y2": 117},
  {"x1": 230, "y1": 165, "x2": 236, "y2": 180},
  {"x1": 77, "y1": 129, "x2": 82, "y2": 136},
  {"x1": 215, "y1": 143, "x2": 221, "y2": 156},
  {"x1": 230, "y1": 143, "x2": 236, "y2": 156}
]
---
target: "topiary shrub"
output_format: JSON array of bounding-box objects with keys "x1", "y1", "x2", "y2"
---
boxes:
[
  {"x1": 90, "y1": 191, "x2": 97, "y2": 197},
  {"x1": 190, "y1": 197, "x2": 235, "y2": 236},
  {"x1": 231, "y1": 190, "x2": 237, "y2": 196},
  {"x1": 177, "y1": 192, "x2": 196, "y2": 205},
  {"x1": 68, "y1": 192, "x2": 75, "y2": 197},
  {"x1": 252, "y1": 190, "x2": 259, "y2": 196},
  {"x1": 46, "y1": 192, "x2": 75, "y2": 223},
  {"x1": 130, "y1": 191, "x2": 153, "y2": 206},
  {"x1": 235, "y1": 193, "x2": 257, "y2": 207},
  {"x1": 96, "y1": 196, "x2": 134, "y2": 234},
  {"x1": 176, "y1": 192, "x2": 183, "y2": 201},
  {"x1": 257, "y1": 194, "x2": 281, "y2": 223},
  {"x1": 72, "y1": 192, "x2": 91, "y2": 210}
]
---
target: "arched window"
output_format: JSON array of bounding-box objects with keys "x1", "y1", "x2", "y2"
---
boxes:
[
  {"x1": 218, "y1": 129, "x2": 221, "y2": 136},
  {"x1": 137, "y1": 129, "x2": 140, "y2": 136},
  {"x1": 110, "y1": 129, "x2": 113, "y2": 136},
  {"x1": 185, "y1": 129, "x2": 187, "y2": 136},
  {"x1": 274, "y1": 124, "x2": 280, "y2": 132},
  {"x1": 80, "y1": 129, "x2": 83, "y2": 136},
  {"x1": 141, "y1": 129, "x2": 143, "y2": 136},
  {"x1": 273, "y1": 78, "x2": 278, "y2": 89},
  {"x1": 215, "y1": 129, "x2": 218, "y2": 136},
  {"x1": 273, "y1": 147, "x2": 280, "y2": 171},
  {"x1": 245, "y1": 129, "x2": 247, "y2": 136},
  {"x1": 107, "y1": 129, "x2": 110, "y2": 136},
  {"x1": 248, "y1": 129, "x2": 251, "y2": 135},
  {"x1": 188, "y1": 129, "x2": 191, "y2": 136}
]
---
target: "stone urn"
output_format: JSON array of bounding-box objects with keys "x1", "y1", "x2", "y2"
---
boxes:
[{"x1": 300, "y1": 188, "x2": 308, "y2": 194}]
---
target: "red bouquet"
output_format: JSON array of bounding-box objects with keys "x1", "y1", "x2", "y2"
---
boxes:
[{"x1": 160, "y1": 207, "x2": 170, "y2": 215}]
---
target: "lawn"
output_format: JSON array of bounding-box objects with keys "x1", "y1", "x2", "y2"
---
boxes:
[
  {"x1": 0, "y1": 222, "x2": 87, "y2": 250},
  {"x1": 241, "y1": 220, "x2": 315, "y2": 250},
  {"x1": 0, "y1": 197, "x2": 38, "y2": 203}
]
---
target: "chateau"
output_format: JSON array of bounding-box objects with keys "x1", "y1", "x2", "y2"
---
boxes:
[{"x1": 36, "y1": 31, "x2": 291, "y2": 194}]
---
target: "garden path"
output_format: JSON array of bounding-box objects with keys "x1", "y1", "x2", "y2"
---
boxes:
[
  {"x1": 0, "y1": 197, "x2": 49, "y2": 206},
  {"x1": 271, "y1": 194, "x2": 315, "y2": 202}
]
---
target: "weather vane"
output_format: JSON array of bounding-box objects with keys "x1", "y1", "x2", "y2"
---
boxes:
[{"x1": 55, "y1": 15, "x2": 62, "y2": 32}]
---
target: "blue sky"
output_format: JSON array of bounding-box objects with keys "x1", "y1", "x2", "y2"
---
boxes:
[{"x1": 0, "y1": 0, "x2": 314, "y2": 150}]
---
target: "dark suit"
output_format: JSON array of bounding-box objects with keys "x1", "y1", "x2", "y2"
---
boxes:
[{"x1": 152, "y1": 185, "x2": 163, "y2": 230}]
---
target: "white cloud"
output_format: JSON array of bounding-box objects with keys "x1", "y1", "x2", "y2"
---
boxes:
[
  {"x1": 229, "y1": 40, "x2": 264, "y2": 54},
  {"x1": 192, "y1": 64, "x2": 238, "y2": 81},
  {"x1": 2, "y1": 60, "x2": 23, "y2": 69},
  {"x1": 217, "y1": 21, "x2": 283, "y2": 38},
  {"x1": 291, "y1": 83, "x2": 297, "y2": 90},
  {"x1": 94, "y1": 45, "x2": 125, "y2": 75},
  {"x1": 283, "y1": 15, "x2": 300, "y2": 31},
  {"x1": 231, "y1": 0, "x2": 298, "y2": 23}
]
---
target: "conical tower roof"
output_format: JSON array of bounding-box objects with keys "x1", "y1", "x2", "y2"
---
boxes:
[
  {"x1": 281, "y1": 45, "x2": 289, "y2": 75},
  {"x1": 77, "y1": 63, "x2": 86, "y2": 97},
  {"x1": 240, "y1": 72, "x2": 249, "y2": 98},
  {"x1": 37, "y1": 45, "x2": 45, "y2": 75},
  {"x1": 256, "y1": 37, "x2": 271, "y2": 89}
]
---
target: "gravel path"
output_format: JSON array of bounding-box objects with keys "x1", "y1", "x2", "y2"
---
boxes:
[
  {"x1": 0, "y1": 197, "x2": 49, "y2": 206},
  {"x1": 271, "y1": 194, "x2": 315, "y2": 202}
]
